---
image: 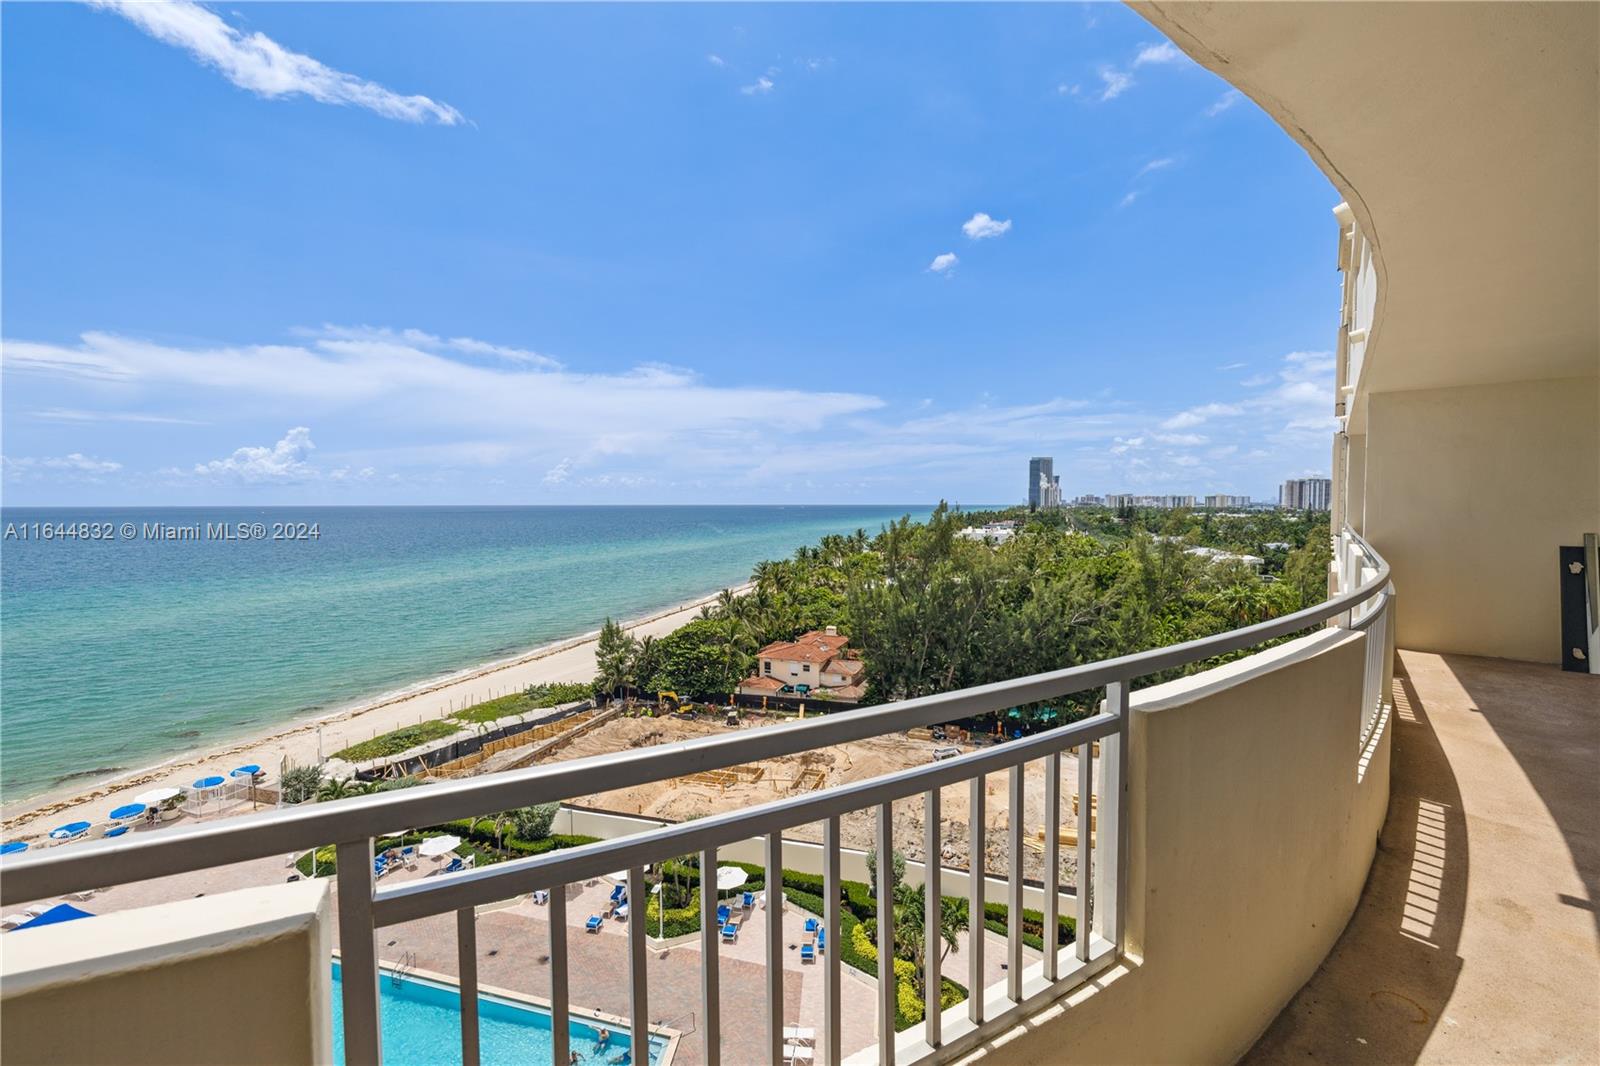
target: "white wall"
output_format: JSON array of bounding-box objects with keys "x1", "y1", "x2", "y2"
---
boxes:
[{"x1": 1363, "y1": 375, "x2": 1600, "y2": 662}]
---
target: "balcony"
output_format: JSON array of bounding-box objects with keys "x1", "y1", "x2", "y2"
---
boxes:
[{"x1": 3, "y1": 4, "x2": 1597, "y2": 1065}]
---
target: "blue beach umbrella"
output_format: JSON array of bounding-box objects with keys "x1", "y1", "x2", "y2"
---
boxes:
[
  {"x1": 230, "y1": 765, "x2": 261, "y2": 777},
  {"x1": 192, "y1": 775, "x2": 225, "y2": 789},
  {"x1": 109, "y1": 803, "x2": 146, "y2": 821},
  {"x1": 14, "y1": 903, "x2": 94, "y2": 930},
  {"x1": 0, "y1": 841, "x2": 28, "y2": 855},
  {"x1": 48, "y1": 821, "x2": 91, "y2": 840}
]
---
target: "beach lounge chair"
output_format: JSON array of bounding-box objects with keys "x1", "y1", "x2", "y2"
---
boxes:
[
  {"x1": 716, "y1": 904, "x2": 730, "y2": 924},
  {"x1": 613, "y1": 903, "x2": 629, "y2": 920},
  {"x1": 742, "y1": 891, "x2": 755, "y2": 909},
  {"x1": 721, "y1": 922, "x2": 737, "y2": 942},
  {"x1": 800, "y1": 943, "x2": 816, "y2": 963},
  {"x1": 442, "y1": 857, "x2": 465, "y2": 875},
  {"x1": 817, "y1": 929, "x2": 825, "y2": 952},
  {"x1": 784, "y1": 1026, "x2": 817, "y2": 1046},
  {"x1": 533, "y1": 890, "x2": 549, "y2": 905},
  {"x1": 373, "y1": 856, "x2": 390, "y2": 878},
  {"x1": 610, "y1": 884, "x2": 625, "y2": 902},
  {"x1": 586, "y1": 915, "x2": 604, "y2": 933},
  {"x1": 1, "y1": 915, "x2": 29, "y2": 931},
  {"x1": 103, "y1": 826, "x2": 130, "y2": 839},
  {"x1": 803, "y1": 917, "x2": 818, "y2": 933}
]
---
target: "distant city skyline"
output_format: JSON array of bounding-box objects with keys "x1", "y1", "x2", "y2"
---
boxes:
[{"x1": 4, "y1": 3, "x2": 1336, "y2": 505}]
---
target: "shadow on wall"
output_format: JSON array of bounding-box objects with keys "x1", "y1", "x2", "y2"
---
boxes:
[
  {"x1": 1439, "y1": 654, "x2": 1600, "y2": 941},
  {"x1": 1243, "y1": 658, "x2": 1468, "y2": 1063}
]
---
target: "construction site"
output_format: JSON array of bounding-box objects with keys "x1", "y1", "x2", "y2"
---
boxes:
[{"x1": 478, "y1": 704, "x2": 1094, "y2": 886}]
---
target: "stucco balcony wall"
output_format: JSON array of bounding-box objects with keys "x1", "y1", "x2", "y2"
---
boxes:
[
  {"x1": 0, "y1": 881, "x2": 332, "y2": 1066},
  {"x1": 960, "y1": 627, "x2": 1385, "y2": 1065}
]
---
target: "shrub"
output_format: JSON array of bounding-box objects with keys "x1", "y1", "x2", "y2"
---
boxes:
[
  {"x1": 280, "y1": 764, "x2": 324, "y2": 804},
  {"x1": 513, "y1": 802, "x2": 560, "y2": 842},
  {"x1": 981, "y1": 901, "x2": 1075, "y2": 951}
]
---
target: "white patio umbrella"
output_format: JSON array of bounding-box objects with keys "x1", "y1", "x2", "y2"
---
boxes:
[
  {"x1": 715, "y1": 866, "x2": 749, "y2": 894},
  {"x1": 419, "y1": 834, "x2": 461, "y2": 859},
  {"x1": 133, "y1": 787, "x2": 181, "y2": 806}
]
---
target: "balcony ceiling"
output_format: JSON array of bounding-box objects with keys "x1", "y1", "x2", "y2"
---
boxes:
[{"x1": 1135, "y1": 2, "x2": 1599, "y2": 401}]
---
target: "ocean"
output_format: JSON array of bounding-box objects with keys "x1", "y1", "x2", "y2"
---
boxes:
[{"x1": 0, "y1": 505, "x2": 926, "y2": 805}]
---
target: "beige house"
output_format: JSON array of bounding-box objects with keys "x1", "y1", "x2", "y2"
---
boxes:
[{"x1": 738, "y1": 626, "x2": 866, "y2": 700}]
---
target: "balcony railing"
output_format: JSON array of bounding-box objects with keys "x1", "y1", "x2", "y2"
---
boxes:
[{"x1": 1, "y1": 527, "x2": 1391, "y2": 1066}]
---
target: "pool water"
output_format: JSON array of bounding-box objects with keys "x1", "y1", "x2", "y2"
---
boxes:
[{"x1": 331, "y1": 962, "x2": 668, "y2": 1065}]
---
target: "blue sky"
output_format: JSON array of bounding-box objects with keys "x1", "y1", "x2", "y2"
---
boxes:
[{"x1": 2, "y1": 2, "x2": 1338, "y2": 506}]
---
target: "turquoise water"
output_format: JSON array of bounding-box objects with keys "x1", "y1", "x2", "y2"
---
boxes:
[
  {"x1": 331, "y1": 961, "x2": 667, "y2": 1065},
  {"x1": 0, "y1": 505, "x2": 923, "y2": 803}
]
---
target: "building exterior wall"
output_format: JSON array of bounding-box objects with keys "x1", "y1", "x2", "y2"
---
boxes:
[
  {"x1": 1364, "y1": 375, "x2": 1600, "y2": 663},
  {"x1": 1, "y1": 882, "x2": 332, "y2": 1066},
  {"x1": 968, "y1": 628, "x2": 1387, "y2": 1066}
]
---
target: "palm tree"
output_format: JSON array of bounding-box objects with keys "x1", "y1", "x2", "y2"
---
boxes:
[
  {"x1": 894, "y1": 885, "x2": 968, "y2": 997},
  {"x1": 316, "y1": 776, "x2": 357, "y2": 802}
]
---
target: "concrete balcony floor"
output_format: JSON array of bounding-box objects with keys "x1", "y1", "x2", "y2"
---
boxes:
[{"x1": 1244, "y1": 650, "x2": 1599, "y2": 1064}]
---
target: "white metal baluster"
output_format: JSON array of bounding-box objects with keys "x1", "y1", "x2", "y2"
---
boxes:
[
  {"x1": 1006, "y1": 765, "x2": 1023, "y2": 1003},
  {"x1": 1075, "y1": 744, "x2": 1092, "y2": 964},
  {"x1": 823, "y1": 817, "x2": 843, "y2": 1066},
  {"x1": 766, "y1": 832, "x2": 785, "y2": 1066},
  {"x1": 968, "y1": 775, "x2": 985, "y2": 1026},
  {"x1": 1096, "y1": 683, "x2": 1130, "y2": 952},
  {"x1": 628, "y1": 865, "x2": 649, "y2": 1066},
  {"x1": 1043, "y1": 751, "x2": 1061, "y2": 981},
  {"x1": 457, "y1": 907, "x2": 480, "y2": 1066},
  {"x1": 875, "y1": 803, "x2": 896, "y2": 1065},
  {"x1": 923, "y1": 788, "x2": 942, "y2": 1048},
  {"x1": 700, "y1": 847, "x2": 721, "y2": 1066},
  {"x1": 549, "y1": 886, "x2": 570, "y2": 1066},
  {"x1": 335, "y1": 838, "x2": 382, "y2": 1065}
]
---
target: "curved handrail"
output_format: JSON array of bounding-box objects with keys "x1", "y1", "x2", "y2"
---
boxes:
[{"x1": 0, "y1": 527, "x2": 1389, "y2": 907}]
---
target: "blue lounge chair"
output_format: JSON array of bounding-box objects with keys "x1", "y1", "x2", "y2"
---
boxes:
[
  {"x1": 610, "y1": 884, "x2": 625, "y2": 902},
  {"x1": 817, "y1": 929, "x2": 825, "y2": 952},
  {"x1": 442, "y1": 857, "x2": 465, "y2": 874},
  {"x1": 742, "y1": 892, "x2": 755, "y2": 909},
  {"x1": 586, "y1": 915, "x2": 603, "y2": 933},
  {"x1": 721, "y1": 922, "x2": 737, "y2": 942},
  {"x1": 800, "y1": 943, "x2": 816, "y2": 963},
  {"x1": 717, "y1": 905, "x2": 730, "y2": 924},
  {"x1": 804, "y1": 917, "x2": 818, "y2": 933}
]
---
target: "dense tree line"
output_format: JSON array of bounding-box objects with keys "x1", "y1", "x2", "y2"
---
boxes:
[{"x1": 594, "y1": 503, "x2": 1332, "y2": 724}]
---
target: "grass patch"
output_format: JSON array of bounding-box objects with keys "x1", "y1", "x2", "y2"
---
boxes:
[
  {"x1": 450, "y1": 683, "x2": 590, "y2": 726},
  {"x1": 331, "y1": 720, "x2": 461, "y2": 762}
]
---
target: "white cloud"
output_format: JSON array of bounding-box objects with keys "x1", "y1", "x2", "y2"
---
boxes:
[
  {"x1": 29, "y1": 407, "x2": 206, "y2": 425},
  {"x1": 740, "y1": 76, "x2": 774, "y2": 96},
  {"x1": 192, "y1": 426, "x2": 318, "y2": 482},
  {"x1": 1136, "y1": 157, "x2": 1175, "y2": 178},
  {"x1": 1119, "y1": 191, "x2": 1139, "y2": 209},
  {"x1": 2, "y1": 452, "x2": 123, "y2": 476},
  {"x1": 928, "y1": 252, "x2": 959, "y2": 274},
  {"x1": 1133, "y1": 42, "x2": 1183, "y2": 67},
  {"x1": 707, "y1": 54, "x2": 725, "y2": 67},
  {"x1": 1153, "y1": 432, "x2": 1207, "y2": 446},
  {"x1": 961, "y1": 212, "x2": 1013, "y2": 240},
  {"x1": 542, "y1": 458, "x2": 573, "y2": 485},
  {"x1": 1097, "y1": 67, "x2": 1133, "y2": 101},
  {"x1": 1205, "y1": 89, "x2": 1244, "y2": 117},
  {"x1": 1161, "y1": 403, "x2": 1243, "y2": 430},
  {"x1": 1110, "y1": 436, "x2": 1144, "y2": 454},
  {"x1": 1217, "y1": 362, "x2": 1247, "y2": 371},
  {"x1": 90, "y1": 0, "x2": 463, "y2": 125},
  {"x1": 1057, "y1": 83, "x2": 1081, "y2": 96}
]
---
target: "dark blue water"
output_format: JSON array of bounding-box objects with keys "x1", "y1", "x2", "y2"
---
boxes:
[{"x1": 0, "y1": 505, "x2": 923, "y2": 802}]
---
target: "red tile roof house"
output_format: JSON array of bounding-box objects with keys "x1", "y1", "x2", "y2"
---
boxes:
[{"x1": 737, "y1": 626, "x2": 866, "y2": 701}]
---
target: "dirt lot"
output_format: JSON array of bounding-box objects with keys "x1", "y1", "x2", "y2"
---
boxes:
[{"x1": 526, "y1": 710, "x2": 1092, "y2": 886}]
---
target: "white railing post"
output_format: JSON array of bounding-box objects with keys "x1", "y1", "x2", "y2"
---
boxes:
[
  {"x1": 923, "y1": 788, "x2": 942, "y2": 1048},
  {"x1": 699, "y1": 847, "x2": 721, "y2": 1066},
  {"x1": 1006, "y1": 765, "x2": 1024, "y2": 1003},
  {"x1": 875, "y1": 803, "x2": 896, "y2": 1065},
  {"x1": 549, "y1": 886, "x2": 570, "y2": 1066},
  {"x1": 968, "y1": 775, "x2": 985, "y2": 1026},
  {"x1": 1095, "y1": 683, "x2": 1130, "y2": 952},
  {"x1": 766, "y1": 832, "x2": 785, "y2": 1066},
  {"x1": 335, "y1": 838, "x2": 382, "y2": 1065},
  {"x1": 456, "y1": 907, "x2": 480, "y2": 1066},
  {"x1": 628, "y1": 865, "x2": 649, "y2": 1066},
  {"x1": 1075, "y1": 743, "x2": 1092, "y2": 964},
  {"x1": 1043, "y1": 751, "x2": 1060, "y2": 980},
  {"x1": 823, "y1": 817, "x2": 843, "y2": 1066}
]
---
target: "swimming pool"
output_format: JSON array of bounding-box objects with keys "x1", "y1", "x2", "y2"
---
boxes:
[{"x1": 331, "y1": 961, "x2": 671, "y2": 1066}]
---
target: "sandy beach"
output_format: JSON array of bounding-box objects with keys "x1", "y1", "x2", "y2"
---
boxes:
[{"x1": 0, "y1": 585, "x2": 747, "y2": 842}]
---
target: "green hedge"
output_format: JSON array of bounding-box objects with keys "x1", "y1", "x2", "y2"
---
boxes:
[
  {"x1": 294, "y1": 828, "x2": 600, "y2": 878},
  {"x1": 331, "y1": 720, "x2": 460, "y2": 761},
  {"x1": 981, "y1": 900, "x2": 1075, "y2": 951}
]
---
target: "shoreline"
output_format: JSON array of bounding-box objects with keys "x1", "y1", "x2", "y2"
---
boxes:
[{"x1": 0, "y1": 582, "x2": 750, "y2": 836}]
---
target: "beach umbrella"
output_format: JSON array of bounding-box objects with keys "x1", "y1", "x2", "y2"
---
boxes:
[
  {"x1": 14, "y1": 903, "x2": 94, "y2": 930},
  {"x1": 419, "y1": 835, "x2": 461, "y2": 858},
  {"x1": 192, "y1": 775, "x2": 225, "y2": 790},
  {"x1": 48, "y1": 821, "x2": 92, "y2": 841},
  {"x1": 715, "y1": 866, "x2": 749, "y2": 892},
  {"x1": 109, "y1": 803, "x2": 146, "y2": 821},
  {"x1": 134, "y1": 787, "x2": 181, "y2": 806},
  {"x1": 230, "y1": 765, "x2": 261, "y2": 777},
  {"x1": 0, "y1": 841, "x2": 28, "y2": 856}
]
